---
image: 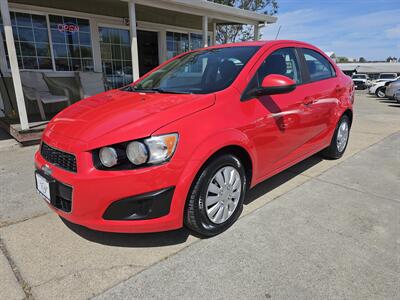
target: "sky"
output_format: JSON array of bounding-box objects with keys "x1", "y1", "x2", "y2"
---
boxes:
[{"x1": 261, "y1": 0, "x2": 400, "y2": 61}]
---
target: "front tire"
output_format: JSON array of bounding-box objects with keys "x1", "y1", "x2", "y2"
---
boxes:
[
  {"x1": 322, "y1": 114, "x2": 351, "y2": 159},
  {"x1": 184, "y1": 154, "x2": 247, "y2": 237}
]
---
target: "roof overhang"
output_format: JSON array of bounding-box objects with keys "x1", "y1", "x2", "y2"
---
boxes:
[
  {"x1": 338, "y1": 63, "x2": 400, "y2": 73},
  {"x1": 122, "y1": 0, "x2": 277, "y2": 25}
]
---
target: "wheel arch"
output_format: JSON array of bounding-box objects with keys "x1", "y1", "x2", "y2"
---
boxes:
[
  {"x1": 343, "y1": 109, "x2": 353, "y2": 127},
  {"x1": 197, "y1": 145, "x2": 253, "y2": 189}
]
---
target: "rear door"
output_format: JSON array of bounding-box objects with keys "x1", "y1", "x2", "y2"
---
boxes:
[{"x1": 296, "y1": 47, "x2": 340, "y2": 149}]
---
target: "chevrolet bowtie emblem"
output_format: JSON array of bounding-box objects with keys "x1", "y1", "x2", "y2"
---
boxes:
[{"x1": 42, "y1": 164, "x2": 52, "y2": 176}]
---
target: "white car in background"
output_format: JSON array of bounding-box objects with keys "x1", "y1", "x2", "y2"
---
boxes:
[
  {"x1": 376, "y1": 73, "x2": 398, "y2": 82},
  {"x1": 351, "y1": 74, "x2": 370, "y2": 89},
  {"x1": 369, "y1": 75, "x2": 400, "y2": 98}
]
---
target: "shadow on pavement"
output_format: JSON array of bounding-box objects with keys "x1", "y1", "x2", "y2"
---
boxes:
[
  {"x1": 61, "y1": 217, "x2": 192, "y2": 247},
  {"x1": 379, "y1": 100, "x2": 397, "y2": 104},
  {"x1": 245, "y1": 154, "x2": 322, "y2": 205},
  {"x1": 62, "y1": 154, "x2": 323, "y2": 247}
]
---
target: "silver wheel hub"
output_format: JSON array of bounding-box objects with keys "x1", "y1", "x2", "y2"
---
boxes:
[
  {"x1": 336, "y1": 120, "x2": 349, "y2": 153},
  {"x1": 205, "y1": 166, "x2": 241, "y2": 224}
]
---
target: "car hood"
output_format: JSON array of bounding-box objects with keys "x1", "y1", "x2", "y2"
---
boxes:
[{"x1": 44, "y1": 89, "x2": 215, "y2": 150}]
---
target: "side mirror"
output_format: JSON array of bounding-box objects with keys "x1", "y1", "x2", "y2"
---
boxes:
[{"x1": 251, "y1": 74, "x2": 296, "y2": 97}]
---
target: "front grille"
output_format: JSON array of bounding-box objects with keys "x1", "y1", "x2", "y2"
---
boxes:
[{"x1": 41, "y1": 143, "x2": 77, "y2": 173}]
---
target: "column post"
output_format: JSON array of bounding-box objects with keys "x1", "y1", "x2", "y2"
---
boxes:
[
  {"x1": 202, "y1": 15, "x2": 208, "y2": 47},
  {"x1": 0, "y1": 0, "x2": 29, "y2": 129},
  {"x1": 128, "y1": 0, "x2": 140, "y2": 81},
  {"x1": 212, "y1": 22, "x2": 217, "y2": 45},
  {"x1": 254, "y1": 23, "x2": 260, "y2": 41}
]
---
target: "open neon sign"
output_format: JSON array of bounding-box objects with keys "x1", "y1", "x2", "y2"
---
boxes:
[{"x1": 57, "y1": 23, "x2": 80, "y2": 34}]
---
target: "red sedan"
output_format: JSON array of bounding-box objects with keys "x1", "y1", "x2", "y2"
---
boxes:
[{"x1": 34, "y1": 40, "x2": 354, "y2": 236}]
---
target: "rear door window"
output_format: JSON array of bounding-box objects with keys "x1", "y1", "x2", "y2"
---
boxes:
[{"x1": 301, "y1": 48, "x2": 336, "y2": 82}]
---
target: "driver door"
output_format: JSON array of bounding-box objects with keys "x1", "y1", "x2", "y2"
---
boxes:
[{"x1": 241, "y1": 47, "x2": 311, "y2": 178}]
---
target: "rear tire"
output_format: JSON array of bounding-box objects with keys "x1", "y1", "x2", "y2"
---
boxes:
[
  {"x1": 322, "y1": 115, "x2": 350, "y2": 159},
  {"x1": 184, "y1": 154, "x2": 247, "y2": 237}
]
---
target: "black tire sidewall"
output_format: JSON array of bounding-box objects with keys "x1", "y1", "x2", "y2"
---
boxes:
[
  {"x1": 375, "y1": 87, "x2": 386, "y2": 98},
  {"x1": 188, "y1": 155, "x2": 247, "y2": 236}
]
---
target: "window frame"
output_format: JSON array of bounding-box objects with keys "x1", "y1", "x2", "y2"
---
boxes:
[
  {"x1": 241, "y1": 47, "x2": 304, "y2": 101},
  {"x1": 298, "y1": 47, "x2": 337, "y2": 84}
]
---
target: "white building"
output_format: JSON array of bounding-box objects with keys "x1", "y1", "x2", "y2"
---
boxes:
[{"x1": 0, "y1": 0, "x2": 276, "y2": 141}]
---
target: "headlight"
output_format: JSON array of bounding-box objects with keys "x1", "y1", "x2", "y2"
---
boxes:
[
  {"x1": 99, "y1": 147, "x2": 118, "y2": 167},
  {"x1": 126, "y1": 141, "x2": 148, "y2": 165},
  {"x1": 95, "y1": 133, "x2": 178, "y2": 169},
  {"x1": 145, "y1": 133, "x2": 178, "y2": 164}
]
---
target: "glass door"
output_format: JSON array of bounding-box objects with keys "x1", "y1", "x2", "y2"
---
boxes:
[
  {"x1": 98, "y1": 26, "x2": 132, "y2": 89},
  {"x1": 137, "y1": 30, "x2": 159, "y2": 76}
]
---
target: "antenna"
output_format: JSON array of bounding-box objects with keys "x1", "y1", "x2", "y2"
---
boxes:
[{"x1": 275, "y1": 25, "x2": 282, "y2": 40}]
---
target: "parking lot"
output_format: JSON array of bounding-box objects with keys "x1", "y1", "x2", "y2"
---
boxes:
[{"x1": 0, "y1": 90, "x2": 399, "y2": 299}]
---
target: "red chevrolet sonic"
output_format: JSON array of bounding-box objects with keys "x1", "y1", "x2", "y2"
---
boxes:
[{"x1": 35, "y1": 40, "x2": 354, "y2": 236}]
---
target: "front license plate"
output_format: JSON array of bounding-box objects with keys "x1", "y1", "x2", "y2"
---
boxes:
[{"x1": 36, "y1": 172, "x2": 51, "y2": 202}]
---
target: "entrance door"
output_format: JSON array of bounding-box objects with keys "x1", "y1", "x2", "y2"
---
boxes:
[{"x1": 137, "y1": 30, "x2": 159, "y2": 76}]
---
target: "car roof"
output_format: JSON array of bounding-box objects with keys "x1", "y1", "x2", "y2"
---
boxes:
[{"x1": 203, "y1": 40, "x2": 318, "y2": 50}]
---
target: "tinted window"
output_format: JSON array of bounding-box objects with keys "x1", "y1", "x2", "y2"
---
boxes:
[
  {"x1": 130, "y1": 46, "x2": 260, "y2": 94},
  {"x1": 244, "y1": 47, "x2": 301, "y2": 95},
  {"x1": 379, "y1": 74, "x2": 396, "y2": 79},
  {"x1": 352, "y1": 74, "x2": 367, "y2": 79},
  {"x1": 302, "y1": 48, "x2": 335, "y2": 82}
]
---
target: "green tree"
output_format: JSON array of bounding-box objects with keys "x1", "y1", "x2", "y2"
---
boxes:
[
  {"x1": 359, "y1": 57, "x2": 367, "y2": 63},
  {"x1": 208, "y1": 0, "x2": 278, "y2": 43},
  {"x1": 337, "y1": 57, "x2": 349, "y2": 63}
]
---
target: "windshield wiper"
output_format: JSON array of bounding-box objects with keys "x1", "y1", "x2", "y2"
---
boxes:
[
  {"x1": 150, "y1": 88, "x2": 192, "y2": 94},
  {"x1": 121, "y1": 86, "x2": 157, "y2": 93},
  {"x1": 122, "y1": 86, "x2": 191, "y2": 94}
]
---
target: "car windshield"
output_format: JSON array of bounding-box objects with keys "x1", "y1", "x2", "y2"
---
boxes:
[
  {"x1": 352, "y1": 75, "x2": 366, "y2": 79},
  {"x1": 124, "y1": 46, "x2": 260, "y2": 94},
  {"x1": 379, "y1": 74, "x2": 396, "y2": 79}
]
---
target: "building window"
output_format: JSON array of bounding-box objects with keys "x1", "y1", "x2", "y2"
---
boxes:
[
  {"x1": 49, "y1": 15, "x2": 93, "y2": 71},
  {"x1": 0, "y1": 12, "x2": 52, "y2": 70},
  {"x1": 99, "y1": 27, "x2": 132, "y2": 89},
  {"x1": 190, "y1": 33, "x2": 202, "y2": 50},
  {"x1": 166, "y1": 31, "x2": 189, "y2": 60}
]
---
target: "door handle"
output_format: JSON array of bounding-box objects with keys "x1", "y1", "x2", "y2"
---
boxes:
[{"x1": 303, "y1": 97, "x2": 315, "y2": 105}]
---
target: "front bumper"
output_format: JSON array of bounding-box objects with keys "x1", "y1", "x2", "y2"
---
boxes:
[{"x1": 34, "y1": 143, "x2": 191, "y2": 233}]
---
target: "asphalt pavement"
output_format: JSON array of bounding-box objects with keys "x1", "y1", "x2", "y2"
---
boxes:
[{"x1": 95, "y1": 132, "x2": 400, "y2": 300}]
